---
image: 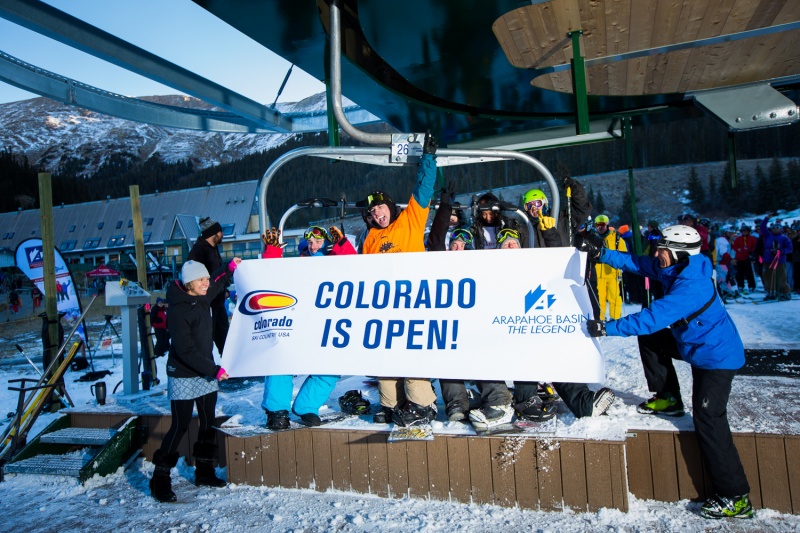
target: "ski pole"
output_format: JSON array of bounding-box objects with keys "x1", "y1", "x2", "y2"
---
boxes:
[
  {"x1": 566, "y1": 184, "x2": 573, "y2": 246},
  {"x1": 644, "y1": 277, "x2": 651, "y2": 307}
]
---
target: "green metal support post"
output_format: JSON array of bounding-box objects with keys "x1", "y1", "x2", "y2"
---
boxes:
[
  {"x1": 569, "y1": 30, "x2": 590, "y2": 135},
  {"x1": 624, "y1": 118, "x2": 642, "y2": 256}
]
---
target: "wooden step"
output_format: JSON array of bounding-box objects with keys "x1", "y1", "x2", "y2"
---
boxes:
[{"x1": 39, "y1": 427, "x2": 115, "y2": 446}]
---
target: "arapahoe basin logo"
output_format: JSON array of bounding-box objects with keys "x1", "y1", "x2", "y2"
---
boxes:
[{"x1": 239, "y1": 290, "x2": 298, "y2": 315}]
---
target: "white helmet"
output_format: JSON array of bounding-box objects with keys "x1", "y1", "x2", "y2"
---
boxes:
[{"x1": 657, "y1": 225, "x2": 702, "y2": 261}]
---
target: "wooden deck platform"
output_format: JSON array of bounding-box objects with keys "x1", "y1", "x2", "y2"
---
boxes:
[{"x1": 67, "y1": 412, "x2": 800, "y2": 514}]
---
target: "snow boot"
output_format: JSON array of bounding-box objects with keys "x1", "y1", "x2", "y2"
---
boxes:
[
  {"x1": 338, "y1": 390, "x2": 371, "y2": 415},
  {"x1": 391, "y1": 401, "x2": 437, "y2": 427},
  {"x1": 193, "y1": 431, "x2": 226, "y2": 488},
  {"x1": 700, "y1": 493, "x2": 753, "y2": 519},
  {"x1": 591, "y1": 388, "x2": 615, "y2": 416},
  {"x1": 514, "y1": 396, "x2": 556, "y2": 421},
  {"x1": 637, "y1": 393, "x2": 685, "y2": 416},
  {"x1": 266, "y1": 409, "x2": 290, "y2": 430},
  {"x1": 149, "y1": 449, "x2": 179, "y2": 503}
]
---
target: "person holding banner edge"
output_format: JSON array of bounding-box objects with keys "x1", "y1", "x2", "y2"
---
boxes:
[
  {"x1": 360, "y1": 131, "x2": 440, "y2": 427},
  {"x1": 580, "y1": 225, "x2": 753, "y2": 519},
  {"x1": 259, "y1": 225, "x2": 357, "y2": 429},
  {"x1": 150, "y1": 256, "x2": 240, "y2": 503}
]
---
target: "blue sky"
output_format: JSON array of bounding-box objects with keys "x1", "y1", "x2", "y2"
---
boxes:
[{"x1": 0, "y1": 0, "x2": 325, "y2": 105}]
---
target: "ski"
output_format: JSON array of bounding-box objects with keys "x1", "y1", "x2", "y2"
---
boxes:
[
  {"x1": 752, "y1": 296, "x2": 797, "y2": 305},
  {"x1": 387, "y1": 423, "x2": 434, "y2": 442}
]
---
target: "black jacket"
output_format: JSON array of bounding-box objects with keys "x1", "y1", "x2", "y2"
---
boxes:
[{"x1": 165, "y1": 266, "x2": 230, "y2": 379}]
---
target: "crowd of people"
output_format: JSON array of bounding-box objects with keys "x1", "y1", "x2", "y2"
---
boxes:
[{"x1": 144, "y1": 136, "x2": 769, "y2": 518}]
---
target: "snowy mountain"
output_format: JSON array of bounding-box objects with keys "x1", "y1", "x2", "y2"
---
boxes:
[{"x1": 0, "y1": 92, "x2": 340, "y2": 175}]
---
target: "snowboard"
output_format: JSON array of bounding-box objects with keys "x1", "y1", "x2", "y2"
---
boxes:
[
  {"x1": 387, "y1": 423, "x2": 434, "y2": 442},
  {"x1": 295, "y1": 412, "x2": 354, "y2": 428}
]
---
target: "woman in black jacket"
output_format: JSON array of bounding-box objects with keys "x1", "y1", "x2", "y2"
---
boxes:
[{"x1": 149, "y1": 257, "x2": 240, "y2": 503}]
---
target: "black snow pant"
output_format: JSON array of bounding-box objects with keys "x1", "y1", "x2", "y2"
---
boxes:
[
  {"x1": 440, "y1": 380, "x2": 511, "y2": 412},
  {"x1": 158, "y1": 391, "x2": 217, "y2": 456},
  {"x1": 514, "y1": 381, "x2": 596, "y2": 418},
  {"x1": 638, "y1": 329, "x2": 749, "y2": 497},
  {"x1": 154, "y1": 328, "x2": 170, "y2": 357},
  {"x1": 734, "y1": 259, "x2": 756, "y2": 291},
  {"x1": 210, "y1": 301, "x2": 229, "y2": 354}
]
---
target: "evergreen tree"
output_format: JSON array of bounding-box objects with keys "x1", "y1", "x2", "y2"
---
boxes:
[
  {"x1": 686, "y1": 166, "x2": 705, "y2": 211},
  {"x1": 754, "y1": 164, "x2": 771, "y2": 214},
  {"x1": 767, "y1": 157, "x2": 788, "y2": 210},
  {"x1": 587, "y1": 185, "x2": 597, "y2": 209},
  {"x1": 706, "y1": 174, "x2": 718, "y2": 212},
  {"x1": 595, "y1": 191, "x2": 606, "y2": 214}
]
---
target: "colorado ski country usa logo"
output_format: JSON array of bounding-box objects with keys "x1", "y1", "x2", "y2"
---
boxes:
[{"x1": 239, "y1": 290, "x2": 298, "y2": 315}]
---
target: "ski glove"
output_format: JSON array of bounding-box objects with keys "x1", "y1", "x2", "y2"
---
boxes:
[
  {"x1": 586, "y1": 319, "x2": 606, "y2": 337},
  {"x1": 423, "y1": 130, "x2": 438, "y2": 155},
  {"x1": 441, "y1": 180, "x2": 457, "y2": 203},
  {"x1": 577, "y1": 233, "x2": 603, "y2": 259},
  {"x1": 262, "y1": 227, "x2": 286, "y2": 249},
  {"x1": 328, "y1": 225, "x2": 345, "y2": 244}
]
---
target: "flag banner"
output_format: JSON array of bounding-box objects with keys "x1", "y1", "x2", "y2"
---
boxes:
[
  {"x1": 223, "y1": 247, "x2": 604, "y2": 383},
  {"x1": 14, "y1": 239, "x2": 82, "y2": 319}
]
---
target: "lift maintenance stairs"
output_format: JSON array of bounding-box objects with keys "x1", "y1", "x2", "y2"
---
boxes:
[{"x1": 2, "y1": 415, "x2": 140, "y2": 482}]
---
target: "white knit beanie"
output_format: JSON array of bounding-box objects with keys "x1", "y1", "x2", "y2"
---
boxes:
[{"x1": 181, "y1": 260, "x2": 210, "y2": 285}]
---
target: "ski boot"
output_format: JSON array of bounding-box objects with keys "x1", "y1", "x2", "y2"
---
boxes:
[
  {"x1": 700, "y1": 494, "x2": 753, "y2": 519},
  {"x1": 637, "y1": 393, "x2": 685, "y2": 416}
]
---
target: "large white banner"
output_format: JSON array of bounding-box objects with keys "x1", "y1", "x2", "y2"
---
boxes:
[{"x1": 222, "y1": 248, "x2": 604, "y2": 383}]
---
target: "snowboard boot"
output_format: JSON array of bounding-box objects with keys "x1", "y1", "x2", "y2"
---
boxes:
[
  {"x1": 591, "y1": 388, "x2": 615, "y2": 416},
  {"x1": 193, "y1": 431, "x2": 226, "y2": 488},
  {"x1": 266, "y1": 409, "x2": 290, "y2": 430},
  {"x1": 468, "y1": 404, "x2": 513, "y2": 427},
  {"x1": 391, "y1": 401, "x2": 437, "y2": 427},
  {"x1": 372, "y1": 406, "x2": 394, "y2": 424},
  {"x1": 779, "y1": 293, "x2": 792, "y2": 301},
  {"x1": 700, "y1": 493, "x2": 753, "y2": 519},
  {"x1": 149, "y1": 449, "x2": 179, "y2": 503},
  {"x1": 338, "y1": 390, "x2": 371, "y2": 415},
  {"x1": 764, "y1": 292, "x2": 777, "y2": 301},
  {"x1": 537, "y1": 383, "x2": 559, "y2": 402},
  {"x1": 637, "y1": 393, "x2": 685, "y2": 416},
  {"x1": 292, "y1": 409, "x2": 322, "y2": 427},
  {"x1": 445, "y1": 403, "x2": 467, "y2": 422},
  {"x1": 514, "y1": 396, "x2": 556, "y2": 422}
]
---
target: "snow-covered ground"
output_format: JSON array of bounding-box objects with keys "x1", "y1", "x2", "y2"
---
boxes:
[
  {"x1": 3, "y1": 204, "x2": 800, "y2": 531},
  {"x1": 1, "y1": 292, "x2": 799, "y2": 531}
]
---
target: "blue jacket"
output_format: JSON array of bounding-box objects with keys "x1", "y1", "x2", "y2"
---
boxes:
[
  {"x1": 599, "y1": 250, "x2": 744, "y2": 370},
  {"x1": 760, "y1": 217, "x2": 793, "y2": 265}
]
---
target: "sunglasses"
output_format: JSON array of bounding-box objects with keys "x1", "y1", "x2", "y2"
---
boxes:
[
  {"x1": 304, "y1": 226, "x2": 329, "y2": 240},
  {"x1": 450, "y1": 228, "x2": 473, "y2": 245},
  {"x1": 496, "y1": 228, "x2": 521, "y2": 245},
  {"x1": 525, "y1": 200, "x2": 544, "y2": 210}
]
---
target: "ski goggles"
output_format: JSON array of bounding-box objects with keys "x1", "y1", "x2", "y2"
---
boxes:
[
  {"x1": 595, "y1": 222, "x2": 608, "y2": 228},
  {"x1": 450, "y1": 228, "x2": 473, "y2": 245},
  {"x1": 365, "y1": 192, "x2": 389, "y2": 208},
  {"x1": 304, "y1": 226, "x2": 329, "y2": 240},
  {"x1": 525, "y1": 199, "x2": 544, "y2": 211},
  {"x1": 496, "y1": 228, "x2": 521, "y2": 245}
]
